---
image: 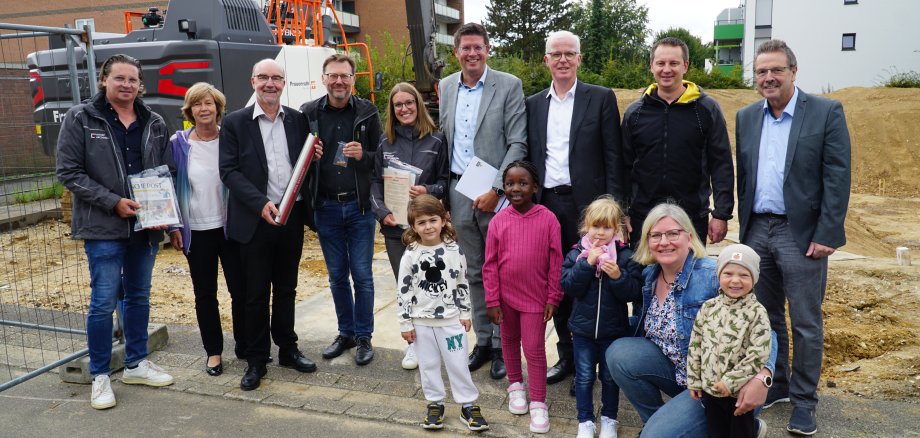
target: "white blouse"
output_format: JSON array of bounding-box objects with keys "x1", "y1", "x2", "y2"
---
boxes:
[{"x1": 187, "y1": 137, "x2": 226, "y2": 230}]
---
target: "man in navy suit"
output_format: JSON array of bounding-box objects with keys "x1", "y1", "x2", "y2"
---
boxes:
[
  {"x1": 525, "y1": 30, "x2": 622, "y2": 390},
  {"x1": 220, "y1": 59, "x2": 320, "y2": 391},
  {"x1": 736, "y1": 39, "x2": 851, "y2": 436}
]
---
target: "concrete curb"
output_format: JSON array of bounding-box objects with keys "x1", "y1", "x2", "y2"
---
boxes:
[{"x1": 58, "y1": 323, "x2": 169, "y2": 383}]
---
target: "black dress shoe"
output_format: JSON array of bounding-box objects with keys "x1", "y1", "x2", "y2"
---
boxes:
[
  {"x1": 490, "y1": 348, "x2": 506, "y2": 379},
  {"x1": 355, "y1": 336, "x2": 374, "y2": 366},
  {"x1": 322, "y1": 335, "x2": 356, "y2": 359},
  {"x1": 467, "y1": 345, "x2": 492, "y2": 371},
  {"x1": 546, "y1": 358, "x2": 574, "y2": 384},
  {"x1": 240, "y1": 364, "x2": 267, "y2": 391},
  {"x1": 206, "y1": 359, "x2": 223, "y2": 377},
  {"x1": 279, "y1": 349, "x2": 317, "y2": 373}
]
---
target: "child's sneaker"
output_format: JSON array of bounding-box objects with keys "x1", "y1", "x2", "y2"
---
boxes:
[
  {"x1": 402, "y1": 343, "x2": 418, "y2": 370},
  {"x1": 507, "y1": 381, "x2": 528, "y2": 414},
  {"x1": 460, "y1": 405, "x2": 490, "y2": 431},
  {"x1": 121, "y1": 359, "x2": 175, "y2": 387},
  {"x1": 599, "y1": 416, "x2": 619, "y2": 438},
  {"x1": 90, "y1": 375, "x2": 116, "y2": 410},
  {"x1": 421, "y1": 402, "x2": 444, "y2": 429},
  {"x1": 577, "y1": 420, "x2": 596, "y2": 438},
  {"x1": 529, "y1": 401, "x2": 550, "y2": 433}
]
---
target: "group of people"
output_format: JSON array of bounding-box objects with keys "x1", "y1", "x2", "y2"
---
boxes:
[{"x1": 56, "y1": 19, "x2": 850, "y2": 438}]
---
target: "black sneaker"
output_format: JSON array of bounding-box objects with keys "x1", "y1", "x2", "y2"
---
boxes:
[
  {"x1": 460, "y1": 405, "x2": 490, "y2": 431},
  {"x1": 422, "y1": 403, "x2": 445, "y2": 429}
]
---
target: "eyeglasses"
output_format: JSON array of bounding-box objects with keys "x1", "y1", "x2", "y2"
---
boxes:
[
  {"x1": 547, "y1": 51, "x2": 579, "y2": 61},
  {"x1": 648, "y1": 229, "x2": 685, "y2": 244},
  {"x1": 754, "y1": 66, "x2": 791, "y2": 78},
  {"x1": 109, "y1": 76, "x2": 140, "y2": 87},
  {"x1": 323, "y1": 73, "x2": 354, "y2": 82},
  {"x1": 392, "y1": 99, "x2": 416, "y2": 110},
  {"x1": 458, "y1": 45, "x2": 487, "y2": 54},
  {"x1": 254, "y1": 74, "x2": 285, "y2": 83}
]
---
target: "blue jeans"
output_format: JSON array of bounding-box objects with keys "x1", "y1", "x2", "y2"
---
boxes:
[
  {"x1": 314, "y1": 199, "x2": 376, "y2": 339},
  {"x1": 573, "y1": 335, "x2": 619, "y2": 422},
  {"x1": 607, "y1": 337, "x2": 765, "y2": 438},
  {"x1": 84, "y1": 239, "x2": 158, "y2": 376}
]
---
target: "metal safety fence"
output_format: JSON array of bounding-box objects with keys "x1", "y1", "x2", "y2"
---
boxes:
[{"x1": 0, "y1": 22, "x2": 99, "y2": 392}]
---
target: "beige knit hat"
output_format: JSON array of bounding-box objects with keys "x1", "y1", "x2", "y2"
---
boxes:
[{"x1": 717, "y1": 244, "x2": 761, "y2": 284}]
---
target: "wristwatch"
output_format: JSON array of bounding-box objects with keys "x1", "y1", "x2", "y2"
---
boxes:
[
  {"x1": 757, "y1": 374, "x2": 773, "y2": 388},
  {"x1": 492, "y1": 187, "x2": 505, "y2": 197}
]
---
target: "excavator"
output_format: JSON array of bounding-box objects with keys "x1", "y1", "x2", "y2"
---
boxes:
[{"x1": 27, "y1": 0, "x2": 449, "y2": 154}]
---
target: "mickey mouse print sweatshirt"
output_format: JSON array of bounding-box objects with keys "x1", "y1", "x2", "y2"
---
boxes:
[{"x1": 396, "y1": 241, "x2": 472, "y2": 332}]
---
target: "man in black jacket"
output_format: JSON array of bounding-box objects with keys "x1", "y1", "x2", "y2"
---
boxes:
[
  {"x1": 56, "y1": 54, "x2": 175, "y2": 409},
  {"x1": 220, "y1": 58, "x2": 319, "y2": 391},
  {"x1": 526, "y1": 30, "x2": 623, "y2": 390},
  {"x1": 620, "y1": 37, "x2": 734, "y2": 245},
  {"x1": 300, "y1": 54, "x2": 382, "y2": 366}
]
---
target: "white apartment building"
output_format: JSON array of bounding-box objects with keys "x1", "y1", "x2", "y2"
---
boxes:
[{"x1": 742, "y1": 0, "x2": 920, "y2": 92}]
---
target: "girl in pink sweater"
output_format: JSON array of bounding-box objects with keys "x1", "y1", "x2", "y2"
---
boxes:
[{"x1": 483, "y1": 161, "x2": 564, "y2": 434}]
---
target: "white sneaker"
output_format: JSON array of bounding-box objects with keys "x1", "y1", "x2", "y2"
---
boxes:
[
  {"x1": 599, "y1": 416, "x2": 619, "y2": 438},
  {"x1": 529, "y1": 401, "x2": 550, "y2": 433},
  {"x1": 121, "y1": 359, "x2": 175, "y2": 387},
  {"x1": 401, "y1": 343, "x2": 418, "y2": 370},
  {"x1": 577, "y1": 420, "x2": 596, "y2": 438},
  {"x1": 91, "y1": 375, "x2": 116, "y2": 410},
  {"x1": 507, "y1": 381, "x2": 528, "y2": 414}
]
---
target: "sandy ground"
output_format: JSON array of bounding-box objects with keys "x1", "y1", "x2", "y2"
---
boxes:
[{"x1": 0, "y1": 88, "x2": 918, "y2": 403}]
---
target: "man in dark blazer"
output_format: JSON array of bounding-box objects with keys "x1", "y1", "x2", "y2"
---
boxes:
[
  {"x1": 220, "y1": 59, "x2": 320, "y2": 391},
  {"x1": 525, "y1": 30, "x2": 622, "y2": 389},
  {"x1": 736, "y1": 40, "x2": 851, "y2": 436}
]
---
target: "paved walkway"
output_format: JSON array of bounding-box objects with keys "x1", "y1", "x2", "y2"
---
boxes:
[{"x1": 1, "y1": 249, "x2": 916, "y2": 436}]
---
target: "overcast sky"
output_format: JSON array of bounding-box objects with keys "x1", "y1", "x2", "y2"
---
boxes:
[{"x1": 462, "y1": 0, "x2": 743, "y2": 44}]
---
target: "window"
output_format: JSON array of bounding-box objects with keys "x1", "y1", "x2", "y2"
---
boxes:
[
  {"x1": 844, "y1": 0, "x2": 858, "y2": 4},
  {"x1": 842, "y1": 33, "x2": 856, "y2": 50}
]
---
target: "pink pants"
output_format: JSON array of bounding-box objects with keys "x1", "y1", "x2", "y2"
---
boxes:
[{"x1": 500, "y1": 303, "x2": 548, "y2": 403}]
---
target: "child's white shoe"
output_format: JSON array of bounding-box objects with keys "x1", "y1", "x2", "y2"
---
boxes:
[
  {"x1": 577, "y1": 420, "x2": 596, "y2": 438},
  {"x1": 507, "y1": 381, "x2": 528, "y2": 414},
  {"x1": 599, "y1": 416, "x2": 619, "y2": 438},
  {"x1": 529, "y1": 401, "x2": 550, "y2": 433}
]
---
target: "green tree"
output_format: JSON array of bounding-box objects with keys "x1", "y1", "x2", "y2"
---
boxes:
[
  {"x1": 651, "y1": 27, "x2": 714, "y2": 70},
  {"x1": 484, "y1": 0, "x2": 572, "y2": 61},
  {"x1": 574, "y1": 0, "x2": 649, "y2": 73}
]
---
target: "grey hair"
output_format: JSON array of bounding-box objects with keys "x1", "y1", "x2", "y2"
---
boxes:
[
  {"x1": 251, "y1": 58, "x2": 286, "y2": 77},
  {"x1": 755, "y1": 39, "x2": 798, "y2": 68},
  {"x1": 631, "y1": 202, "x2": 707, "y2": 266},
  {"x1": 545, "y1": 30, "x2": 580, "y2": 54}
]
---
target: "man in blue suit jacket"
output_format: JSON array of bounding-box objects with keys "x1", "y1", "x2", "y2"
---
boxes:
[{"x1": 736, "y1": 40, "x2": 851, "y2": 436}]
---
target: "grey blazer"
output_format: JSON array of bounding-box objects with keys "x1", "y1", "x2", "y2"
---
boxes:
[
  {"x1": 438, "y1": 68, "x2": 528, "y2": 191},
  {"x1": 736, "y1": 88, "x2": 852, "y2": 254}
]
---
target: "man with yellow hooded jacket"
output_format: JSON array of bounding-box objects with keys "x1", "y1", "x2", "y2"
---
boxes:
[{"x1": 619, "y1": 37, "x2": 734, "y2": 246}]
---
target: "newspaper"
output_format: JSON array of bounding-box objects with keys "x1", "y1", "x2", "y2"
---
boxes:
[{"x1": 129, "y1": 165, "x2": 181, "y2": 230}]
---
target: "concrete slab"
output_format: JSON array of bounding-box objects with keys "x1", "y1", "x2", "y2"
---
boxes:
[{"x1": 58, "y1": 323, "x2": 169, "y2": 384}]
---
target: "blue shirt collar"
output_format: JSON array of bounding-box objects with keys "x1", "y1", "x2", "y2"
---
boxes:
[
  {"x1": 457, "y1": 67, "x2": 489, "y2": 90},
  {"x1": 762, "y1": 86, "x2": 799, "y2": 120}
]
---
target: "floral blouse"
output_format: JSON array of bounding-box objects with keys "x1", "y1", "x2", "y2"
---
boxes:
[{"x1": 645, "y1": 287, "x2": 687, "y2": 387}]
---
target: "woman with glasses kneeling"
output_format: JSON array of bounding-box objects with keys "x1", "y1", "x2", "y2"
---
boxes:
[
  {"x1": 168, "y1": 82, "x2": 245, "y2": 376},
  {"x1": 370, "y1": 82, "x2": 449, "y2": 371},
  {"x1": 605, "y1": 203, "x2": 777, "y2": 437}
]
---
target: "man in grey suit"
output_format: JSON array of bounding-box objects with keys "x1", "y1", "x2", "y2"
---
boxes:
[
  {"x1": 525, "y1": 30, "x2": 622, "y2": 389},
  {"x1": 438, "y1": 22, "x2": 527, "y2": 380},
  {"x1": 736, "y1": 39, "x2": 851, "y2": 436}
]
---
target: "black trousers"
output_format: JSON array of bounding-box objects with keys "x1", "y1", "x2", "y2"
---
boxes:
[
  {"x1": 702, "y1": 393, "x2": 757, "y2": 438},
  {"x1": 541, "y1": 190, "x2": 581, "y2": 362},
  {"x1": 240, "y1": 203, "x2": 304, "y2": 365},
  {"x1": 185, "y1": 227, "x2": 246, "y2": 357},
  {"x1": 383, "y1": 234, "x2": 407, "y2": 283}
]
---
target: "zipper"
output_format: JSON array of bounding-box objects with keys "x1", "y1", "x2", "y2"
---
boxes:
[
  {"x1": 594, "y1": 278, "x2": 602, "y2": 339},
  {"x1": 90, "y1": 112, "x2": 130, "y2": 238}
]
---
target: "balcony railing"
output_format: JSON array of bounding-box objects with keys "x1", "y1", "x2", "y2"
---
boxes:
[
  {"x1": 333, "y1": 9, "x2": 360, "y2": 28},
  {"x1": 435, "y1": 3, "x2": 460, "y2": 22},
  {"x1": 435, "y1": 32, "x2": 454, "y2": 45}
]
